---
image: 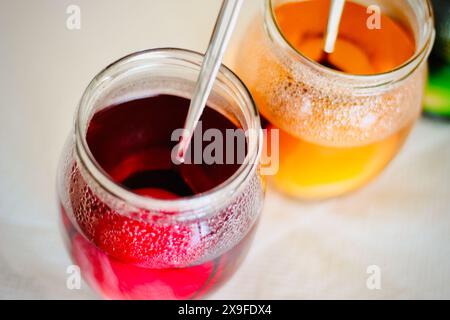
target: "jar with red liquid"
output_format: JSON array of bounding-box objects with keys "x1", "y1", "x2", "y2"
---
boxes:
[{"x1": 57, "y1": 48, "x2": 264, "y2": 300}]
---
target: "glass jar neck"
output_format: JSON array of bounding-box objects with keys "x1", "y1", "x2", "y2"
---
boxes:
[
  {"x1": 74, "y1": 48, "x2": 262, "y2": 218},
  {"x1": 264, "y1": 0, "x2": 435, "y2": 92}
]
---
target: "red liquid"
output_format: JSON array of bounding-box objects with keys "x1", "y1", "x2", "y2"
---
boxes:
[
  {"x1": 87, "y1": 94, "x2": 244, "y2": 196},
  {"x1": 60, "y1": 94, "x2": 261, "y2": 299}
]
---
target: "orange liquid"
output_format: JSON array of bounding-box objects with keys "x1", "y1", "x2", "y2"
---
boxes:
[
  {"x1": 270, "y1": 123, "x2": 412, "y2": 199},
  {"x1": 276, "y1": 0, "x2": 415, "y2": 74},
  {"x1": 235, "y1": 0, "x2": 420, "y2": 199}
]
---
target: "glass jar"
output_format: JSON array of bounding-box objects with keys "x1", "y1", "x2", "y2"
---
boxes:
[
  {"x1": 232, "y1": 0, "x2": 435, "y2": 200},
  {"x1": 57, "y1": 48, "x2": 264, "y2": 299}
]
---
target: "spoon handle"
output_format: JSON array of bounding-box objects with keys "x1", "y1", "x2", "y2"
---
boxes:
[
  {"x1": 324, "y1": 0, "x2": 346, "y2": 53},
  {"x1": 178, "y1": 0, "x2": 244, "y2": 161}
]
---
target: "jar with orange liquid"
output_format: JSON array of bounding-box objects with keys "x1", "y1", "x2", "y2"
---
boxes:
[{"x1": 232, "y1": 0, "x2": 435, "y2": 200}]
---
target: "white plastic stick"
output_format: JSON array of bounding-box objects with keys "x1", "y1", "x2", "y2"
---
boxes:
[{"x1": 324, "y1": 0, "x2": 346, "y2": 53}]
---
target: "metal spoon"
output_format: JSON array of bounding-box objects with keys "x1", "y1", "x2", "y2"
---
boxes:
[{"x1": 176, "y1": 0, "x2": 244, "y2": 163}]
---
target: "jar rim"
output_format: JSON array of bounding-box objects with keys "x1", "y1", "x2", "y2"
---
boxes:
[
  {"x1": 74, "y1": 48, "x2": 262, "y2": 220},
  {"x1": 266, "y1": 0, "x2": 436, "y2": 89}
]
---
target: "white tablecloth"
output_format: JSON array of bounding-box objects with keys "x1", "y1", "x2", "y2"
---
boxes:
[{"x1": 1, "y1": 0, "x2": 449, "y2": 299}]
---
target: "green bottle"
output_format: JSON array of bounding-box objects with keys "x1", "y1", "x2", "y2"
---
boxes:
[{"x1": 424, "y1": 0, "x2": 450, "y2": 119}]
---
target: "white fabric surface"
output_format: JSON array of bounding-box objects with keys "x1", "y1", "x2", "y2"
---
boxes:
[{"x1": 0, "y1": 0, "x2": 449, "y2": 299}]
